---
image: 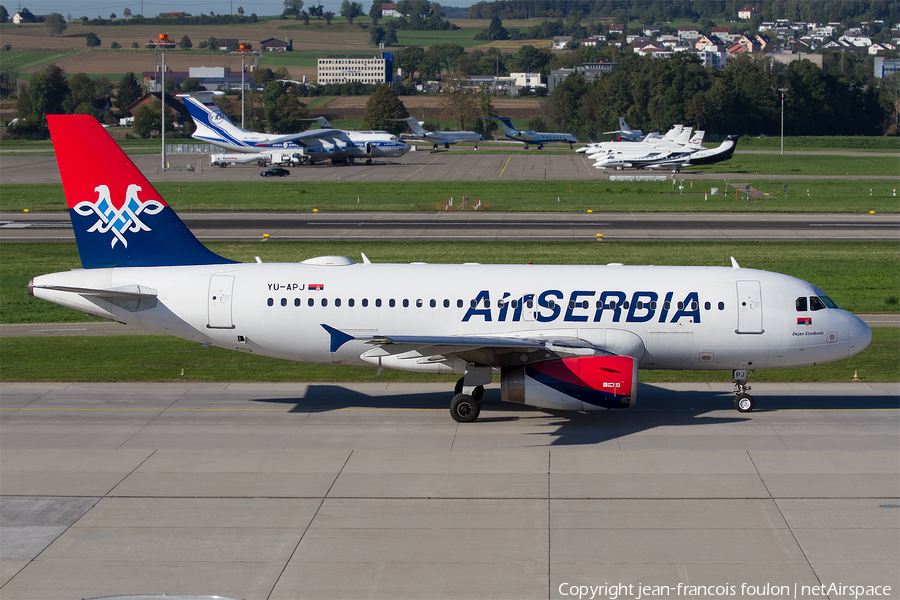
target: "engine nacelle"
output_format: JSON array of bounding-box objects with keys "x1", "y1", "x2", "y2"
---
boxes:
[{"x1": 501, "y1": 355, "x2": 638, "y2": 411}]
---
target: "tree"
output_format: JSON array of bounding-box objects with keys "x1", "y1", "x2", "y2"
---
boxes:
[
  {"x1": 384, "y1": 27, "x2": 398, "y2": 46},
  {"x1": 115, "y1": 72, "x2": 143, "y2": 112},
  {"x1": 132, "y1": 99, "x2": 173, "y2": 138},
  {"x1": 340, "y1": 0, "x2": 362, "y2": 24},
  {"x1": 370, "y1": 25, "x2": 386, "y2": 46},
  {"x1": 237, "y1": 6, "x2": 244, "y2": 17},
  {"x1": 300, "y1": 10, "x2": 309, "y2": 24},
  {"x1": 254, "y1": 67, "x2": 275, "y2": 87},
  {"x1": 0, "y1": 6, "x2": 8, "y2": 23},
  {"x1": 362, "y1": 85, "x2": 408, "y2": 133},
  {"x1": 46, "y1": 13, "x2": 66, "y2": 36},
  {"x1": 85, "y1": 32, "x2": 101, "y2": 50},
  {"x1": 440, "y1": 72, "x2": 479, "y2": 130},
  {"x1": 283, "y1": 0, "x2": 303, "y2": 16},
  {"x1": 206, "y1": 36, "x2": 218, "y2": 50},
  {"x1": 269, "y1": 93, "x2": 308, "y2": 133},
  {"x1": 131, "y1": 42, "x2": 139, "y2": 49},
  {"x1": 110, "y1": 41, "x2": 121, "y2": 50},
  {"x1": 20, "y1": 64, "x2": 68, "y2": 119},
  {"x1": 323, "y1": 11, "x2": 333, "y2": 24},
  {"x1": 394, "y1": 46, "x2": 425, "y2": 79},
  {"x1": 273, "y1": 66, "x2": 290, "y2": 80},
  {"x1": 179, "y1": 35, "x2": 192, "y2": 50},
  {"x1": 369, "y1": 0, "x2": 382, "y2": 24},
  {"x1": 123, "y1": 7, "x2": 131, "y2": 19},
  {"x1": 110, "y1": 12, "x2": 116, "y2": 19},
  {"x1": 181, "y1": 78, "x2": 203, "y2": 92}
]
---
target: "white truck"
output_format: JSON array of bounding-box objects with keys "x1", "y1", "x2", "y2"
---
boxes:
[{"x1": 209, "y1": 151, "x2": 309, "y2": 168}]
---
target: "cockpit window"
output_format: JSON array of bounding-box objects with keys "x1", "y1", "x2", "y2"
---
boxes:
[
  {"x1": 819, "y1": 295, "x2": 838, "y2": 309},
  {"x1": 809, "y1": 296, "x2": 826, "y2": 311},
  {"x1": 795, "y1": 297, "x2": 807, "y2": 312}
]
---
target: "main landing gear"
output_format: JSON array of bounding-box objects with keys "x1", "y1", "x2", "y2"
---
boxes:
[
  {"x1": 733, "y1": 369, "x2": 755, "y2": 412},
  {"x1": 449, "y1": 370, "x2": 488, "y2": 423}
]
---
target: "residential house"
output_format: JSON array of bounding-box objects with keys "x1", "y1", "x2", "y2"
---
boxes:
[
  {"x1": 738, "y1": 6, "x2": 759, "y2": 20},
  {"x1": 643, "y1": 25, "x2": 660, "y2": 37},
  {"x1": 381, "y1": 3, "x2": 403, "y2": 17},
  {"x1": 217, "y1": 38, "x2": 239, "y2": 51},
  {"x1": 259, "y1": 38, "x2": 292, "y2": 51},
  {"x1": 551, "y1": 36, "x2": 573, "y2": 49},
  {"x1": 677, "y1": 26, "x2": 700, "y2": 40}
]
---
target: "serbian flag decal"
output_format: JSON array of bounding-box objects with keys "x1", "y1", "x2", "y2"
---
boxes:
[
  {"x1": 309, "y1": 284, "x2": 325, "y2": 291},
  {"x1": 797, "y1": 317, "x2": 812, "y2": 326}
]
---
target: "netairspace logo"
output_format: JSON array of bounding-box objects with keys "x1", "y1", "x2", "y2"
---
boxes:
[{"x1": 556, "y1": 582, "x2": 893, "y2": 599}]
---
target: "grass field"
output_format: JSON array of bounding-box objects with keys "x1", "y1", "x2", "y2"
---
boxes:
[
  {"x1": 738, "y1": 136, "x2": 900, "y2": 151},
  {"x1": 3, "y1": 240, "x2": 897, "y2": 326},
  {"x1": 0, "y1": 50, "x2": 74, "y2": 71},
  {"x1": 2, "y1": 178, "x2": 897, "y2": 213},
  {"x1": 1, "y1": 327, "x2": 895, "y2": 383}
]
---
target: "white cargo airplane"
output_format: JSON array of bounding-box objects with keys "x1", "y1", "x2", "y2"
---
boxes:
[
  {"x1": 396, "y1": 117, "x2": 483, "y2": 150},
  {"x1": 30, "y1": 116, "x2": 871, "y2": 422},
  {"x1": 179, "y1": 92, "x2": 410, "y2": 165},
  {"x1": 486, "y1": 117, "x2": 578, "y2": 149}
]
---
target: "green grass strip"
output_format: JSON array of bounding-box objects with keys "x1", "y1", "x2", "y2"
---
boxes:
[
  {"x1": 1, "y1": 328, "x2": 895, "y2": 382},
  {"x1": 2, "y1": 179, "x2": 898, "y2": 212}
]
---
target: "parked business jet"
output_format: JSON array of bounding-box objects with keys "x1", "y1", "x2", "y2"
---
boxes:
[
  {"x1": 397, "y1": 117, "x2": 483, "y2": 150},
  {"x1": 603, "y1": 117, "x2": 644, "y2": 141},
  {"x1": 30, "y1": 116, "x2": 871, "y2": 422},
  {"x1": 578, "y1": 125, "x2": 686, "y2": 155},
  {"x1": 486, "y1": 117, "x2": 578, "y2": 149},
  {"x1": 581, "y1": 126, "x2": 698, "y2": 157},
  {"x1": 593, "y1": 135, "x2": 738, "y2": 172},
  {"x1": 179, "y1": 92, "x2": 410, "y2": 164}
]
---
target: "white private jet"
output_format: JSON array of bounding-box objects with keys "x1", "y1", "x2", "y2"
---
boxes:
[
  {"x1": 30, "y1": 116, "x2": 871, "y2": 422},
  {"x1": 603, "y1": 117, "x2": 644, "y2": 141},
  {"x1": 486, "y1": 117, "x2": 578, "y2": 149},
  {"x1": 179, "y1": 92, "x2": 410, "y2": 165},
  {"x1": 396, "y1": 117, "x2": 483, "y2": 150}
]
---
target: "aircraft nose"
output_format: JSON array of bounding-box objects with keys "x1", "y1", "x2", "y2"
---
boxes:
[{"x1": 848, "y1": 313, "x2": 872, "y2": 357}]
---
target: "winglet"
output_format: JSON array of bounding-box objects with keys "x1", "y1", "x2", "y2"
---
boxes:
[
  {"x1": 321, "y1": 324, "x2": 355, "y2": 352},
  {"x1": 731, "y1": 257, "x2": 741, "y2": 269}
]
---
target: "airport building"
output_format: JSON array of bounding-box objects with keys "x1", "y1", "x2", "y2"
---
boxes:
[{"x1": 317, "y1": 53, "x2": 394, "y2": 85}]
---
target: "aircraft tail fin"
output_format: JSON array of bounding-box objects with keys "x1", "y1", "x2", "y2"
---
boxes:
[
  {"x1": 688, "y1": 131, "x2": 705, "y2": 145},
  {"x1": 496, "y1": 117, "x2": 519, "y2": 137},
  {"x1": 672, "y1": 127, "x2": 693, "y2": 146},
  {"x1": 48, "y1": 115, "x2": 235, "y2": 269},
  {"x1": 404, "y1": 117, "x2": 428, "y2": 136},
  {"x1": 618, "y1": 117, "x2": 631, "y2": 133},
  {"x1": 178, "y1": 92, "x2": 250, "y2": 146},
  {"x1": 663, "y1": 125, "x2": 683, "y2": 142},
  {"x1": 316, "y1": 116, "x2": 333, "y2": 129}
]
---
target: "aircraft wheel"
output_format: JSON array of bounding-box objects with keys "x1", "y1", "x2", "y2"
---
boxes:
[
  {"x1": 366, "y1": 159, "x2": 372, "y2": 165},
  {"x1": 472, "y1": 385, "x2": 484, "y2": 401},
  {"x1": 450, "y1": 393, "x2": 480, "y2": 423},
  {"x1": 734, "y1": 394, "x2": 754, "y2": 413}
]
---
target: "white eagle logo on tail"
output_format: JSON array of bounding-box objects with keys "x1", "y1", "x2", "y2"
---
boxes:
[{"x1": 73, "y1": 184, "x2": 165, "y2": 248}]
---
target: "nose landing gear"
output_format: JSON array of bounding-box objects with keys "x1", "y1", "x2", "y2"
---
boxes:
[{"x1": 733, "y1": 369, "x2": 755, "y2": 412}]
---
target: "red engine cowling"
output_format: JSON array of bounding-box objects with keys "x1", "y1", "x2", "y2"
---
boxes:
[{"x1": 501, "y1": 355, "x2": 638, "y2": 411}]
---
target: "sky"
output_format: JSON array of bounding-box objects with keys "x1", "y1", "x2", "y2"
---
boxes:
[{"x1": 11, "y1": 0, "x2": 482, "y2": 19}]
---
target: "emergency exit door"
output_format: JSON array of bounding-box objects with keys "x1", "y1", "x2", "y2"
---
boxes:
[
  {"x1": 736, "y1": 280, "x2": 763, "y2": 334},
  {"x1": 208, "y1": 275, "x2": 235, "y2": 329}
]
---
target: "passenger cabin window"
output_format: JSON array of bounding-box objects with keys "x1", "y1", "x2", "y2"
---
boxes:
[
  {"x1": 281, "y1": 298, "x2": 287, "y2": 307},
  {"x1": 796, "y1": 297, "x2": 808, "y2": 312},
  {"x1": 308, "y1": 298, "x2": 314, "y2": 307},
  {"x1": 416, "y1": 299, "x2": 423, "y2": 308},
  {"x1": 362, "y1": 299, "x2": 368, "y2": 307},
  {"x1": 718, "y1": 302, "x2": 725, "y2": 310},
  {"x1": 267, "y1": 298, "x2": 274, "y2": 307},
  {"x1": 389, "y1": 299, "x2": 395, "y2": 307},
  {"x1": 294, "y1": 298, "x2": 301, "y2": 307},
  {"x1": 321, "y1": 299, "x2": 328, "y2": 307},
  {"x1": 704, "y1": 302, "x2": 711, "y2": 310},
  {"x1": 443, "y1": 299, "x2": 450, "y2": 308},
  {"x1": 348, "y1": 299, "x2": 355, "y2": 307},
  {"x1": 335, "y1": 298, "x2": 342, "y2": 307},
  {"x1": 403, "y1": 299, "x2": 409, "y2": 308},
  {"x1": 457, "y1": 299, "x2": 463, "y2": 308}
]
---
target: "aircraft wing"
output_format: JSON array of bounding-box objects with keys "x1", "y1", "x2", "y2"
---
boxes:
[
  {"x1": 256, "y1": 129, "x2": 348, "y2": 146},
  {"x1": 322, "y1": 324, "x2": 609, "y2": 363}
]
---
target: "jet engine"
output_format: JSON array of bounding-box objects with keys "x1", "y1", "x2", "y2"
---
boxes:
[{"x1": 501, "y1": 355, "x2": 637, "y2": 411}]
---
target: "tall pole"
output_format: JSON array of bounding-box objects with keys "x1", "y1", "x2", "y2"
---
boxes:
[
  {"x1": 778, "y1": 87, "x2": 786, "y2": 156},
  {"x1": 232, "y1": 45, "x2": 254, "y2": 129},
  {"x1": 147, "y1": 34, "x2": 177, "y2": 170}
]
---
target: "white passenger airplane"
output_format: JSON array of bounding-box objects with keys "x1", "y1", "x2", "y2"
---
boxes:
[
  {"x1": 397, "y1": 117, "x2": 483, "y2": 150},
  {"x1": 486, "y1": 117, "x2": 578, "y2": 149},
  {"x1": 179, "y1": 92, "x2": 410, "y2": 165},
  {"x1": 30, "y1": 116, "x2": 871, "y2": 422}
]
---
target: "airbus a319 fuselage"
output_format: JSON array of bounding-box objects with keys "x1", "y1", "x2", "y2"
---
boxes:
[{"x1": 29, "y1": 116, "x2": 871, "y2": 422}]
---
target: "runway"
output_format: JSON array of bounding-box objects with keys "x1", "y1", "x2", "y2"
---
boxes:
[
  {"x1": 3, "y1": 210, "x2": 898, "y2": 241},
  {"x1": 1, "y1": 381, "x2": 898, "y2": 600}
]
